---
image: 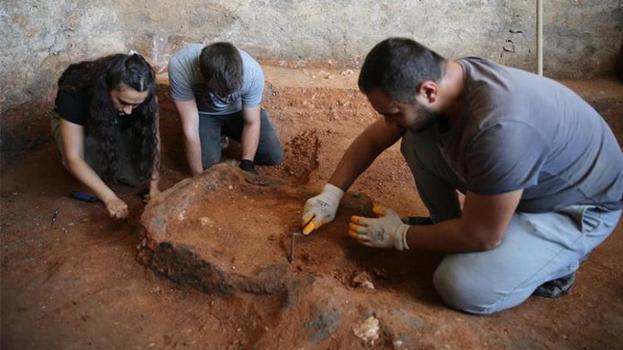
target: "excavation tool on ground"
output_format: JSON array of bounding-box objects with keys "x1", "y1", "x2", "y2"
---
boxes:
[
  {"x1": 289, "y1": 219, "x2": 318, "y2": 262},
  {"x1": 288, "y1": 230, "x2": 303, "y2": 263}
]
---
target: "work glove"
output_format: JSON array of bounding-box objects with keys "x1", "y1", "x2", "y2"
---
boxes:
[
  {"x1": 301, "y1": 183, "x2": 344, "y2": 235},
  {"x1": 239, "y1": 159, "x2": 257, "y2": 174},
  {"x1": 349, "y1": 205, "x2": 410, "y2": 250}
]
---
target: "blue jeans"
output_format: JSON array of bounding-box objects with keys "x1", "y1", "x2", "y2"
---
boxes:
[
  {"x1": 401, "y1": 129, "x2": 622, "y2": 314},
  {"x1": 198, "y1": 109, "x2": 283, "y2": 169}
]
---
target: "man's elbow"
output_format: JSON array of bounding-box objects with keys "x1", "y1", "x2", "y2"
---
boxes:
[
  {"x1": 468, "y1": 230, "x2": 504, "y2": 251},
  {"x1": 476, "y1": 238, "x2": 503, "y2": 251},
  {"x1": 243, "y1": 118, "x2": 261, "y2": 128}
]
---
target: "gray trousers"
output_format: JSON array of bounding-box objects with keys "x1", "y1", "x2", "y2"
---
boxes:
[
  {"x1": 50, "y1": 112, "x2": 147, "y2": 187},
  {"x1": 198, "y1": 109, "x2": 283, "y2": 169},
  {"x1": 401, "y1": 129, "x2": 621, "y2": 314}
]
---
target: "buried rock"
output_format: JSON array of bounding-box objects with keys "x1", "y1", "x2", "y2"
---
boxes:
[{"x1": 137, "y1": 163, "x2": 374, "y2": 295}]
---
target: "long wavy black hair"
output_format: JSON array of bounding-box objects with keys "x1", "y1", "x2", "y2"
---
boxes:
[{"x1": 57, "y1": 53, "x2": 158, "y2": 183}]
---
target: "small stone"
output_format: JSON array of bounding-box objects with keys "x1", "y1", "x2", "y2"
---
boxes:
[
  {"x1": 352, "y1": 272, "x2": 375, "y2": 290},
  {"x1": 340, "y1": 69, "x2": 354, "y2": 76},
  {"x1": 199, "y1": 217, "x2": 213, "y2": 226},
  {"x1": 393, "y1": 339, "x2": 405, "y2": 349},
  {"x1": 353, "y1": 316, "x2": 380, "y2": 345},
  {"x1": 360, "y1": 281, "x2": 375, "y2": 289}
]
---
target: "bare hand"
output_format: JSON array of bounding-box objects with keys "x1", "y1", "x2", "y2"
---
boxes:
[{"x1": 105, "y1": 197, "x2": 129, "y2": 219}]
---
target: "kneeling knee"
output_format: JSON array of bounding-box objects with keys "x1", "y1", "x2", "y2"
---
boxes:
[
  {"x1": 257, "y1": 147, "x2": 283, "y2": 166},
  {"x1": 202, "y1": 157, "x2": 220, "y2": 170},
  {"x1": 433, "y1": 263, "x2": 500, "y2": 315}
]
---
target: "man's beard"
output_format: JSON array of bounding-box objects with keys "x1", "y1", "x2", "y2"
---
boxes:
[{"x1": 409, "y1": 102, "x2": 440, "y2": 132}]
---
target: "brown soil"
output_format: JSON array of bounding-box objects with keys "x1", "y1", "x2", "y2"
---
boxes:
[{"x1": 2, "y1": 68, "x2": 622, "y2": 349}]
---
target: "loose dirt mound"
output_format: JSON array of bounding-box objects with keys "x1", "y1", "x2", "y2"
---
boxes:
[{"x1": 262, "y1": 129, "x2": 321, "y2": 184}]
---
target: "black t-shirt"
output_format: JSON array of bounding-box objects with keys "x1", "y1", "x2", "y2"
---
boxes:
[{"x1": 54, "y1": 89, "x2": 135, "y2": 130}]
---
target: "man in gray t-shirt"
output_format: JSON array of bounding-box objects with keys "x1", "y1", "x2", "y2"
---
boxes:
[
  {"x1": 301, "y1": 38, "x2": 623, "y2": 314},
  {"x1": 168, "y1": 42, "x2": 283, "y2": 174}
]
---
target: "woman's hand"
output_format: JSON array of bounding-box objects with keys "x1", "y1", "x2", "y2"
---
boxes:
[{"x1": 104, "y1": 196, "x2": 129, "y2": 219}]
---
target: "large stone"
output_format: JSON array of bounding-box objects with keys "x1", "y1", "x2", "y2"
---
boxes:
[{"x1": 138, "y1": 163, "x2": 375, "y2": 296}]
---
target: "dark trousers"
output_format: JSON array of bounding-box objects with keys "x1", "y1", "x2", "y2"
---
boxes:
[{"x1": 198, "y1": 108, "x2": 283, "y2": 169}]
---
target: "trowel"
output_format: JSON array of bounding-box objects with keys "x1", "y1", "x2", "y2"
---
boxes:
[
  {"x1": 289, "y1": 220, "x2": 316, "y2": 262},
  {"x1": 288, "y1": 230, "x2": 303, "y2": 263}
]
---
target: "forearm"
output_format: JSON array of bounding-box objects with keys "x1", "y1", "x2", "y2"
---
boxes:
[
  {"x1": 405, "y1": 218, "x2": 500, "y2": 253},
  {"x1": 174, "y1": 99, "x2": 202, "y2": 175},
  {"x1": 184, "y1": 135, "x2": 204, "y2": 175},
  {"x1": 66, "y1": 158, "x2": 118, "y2": 203},
  {"x1": 150, "y1": 108, "x2": 161, "y2": 194},
  {"x1": 149, "y1": 159, "x2": 160, "y2": 195},
  {"x1": 241, "y1": 121, "x2": 260, "y2": 161}
]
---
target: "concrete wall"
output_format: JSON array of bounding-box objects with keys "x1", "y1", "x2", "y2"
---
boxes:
[{"x1": 1, "y1": 0, "x2": 622, "y2": 151}]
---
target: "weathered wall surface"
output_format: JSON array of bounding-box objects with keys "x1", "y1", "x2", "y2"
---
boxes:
[{"x1": 1, "y1": 0, "x2": 622, "y2": 152}]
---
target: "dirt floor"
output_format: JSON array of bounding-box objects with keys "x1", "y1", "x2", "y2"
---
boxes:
[{"x1": 1, "y1": 66, "x2": 622, "y2": 349}]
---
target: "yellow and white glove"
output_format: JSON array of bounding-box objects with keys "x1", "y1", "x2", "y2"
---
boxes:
[
  {"x1": 301, "y1": 183, "x2": 344, "y2": 235},
  {"x1": 349, "y1": 205, "x2": 410, "y2": 250}
]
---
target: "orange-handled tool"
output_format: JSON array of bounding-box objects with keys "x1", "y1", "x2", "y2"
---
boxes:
[{"x1": 302, "y1": 220, "x2": 316, "y2": 235}]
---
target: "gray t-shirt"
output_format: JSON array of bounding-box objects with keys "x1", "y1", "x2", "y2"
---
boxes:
[
  {"x1": 437, "y1": 58, "x2": 623, "y2": 212},
  {"x1": 168, "y1": 43, "x2": 264, "y2": 115}
]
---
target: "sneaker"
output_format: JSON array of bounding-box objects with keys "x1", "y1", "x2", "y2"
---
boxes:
[
  {"x1": 533, "y1": 272, "x2": 576, "y2": 298},
  {"x1": 401, "y1": 216, "x2": 434, "y2": 225}
]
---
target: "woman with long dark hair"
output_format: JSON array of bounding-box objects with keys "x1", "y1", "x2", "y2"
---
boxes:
[{"x1": 51, "y1": 53, "x2": 160, "y2": 219}]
